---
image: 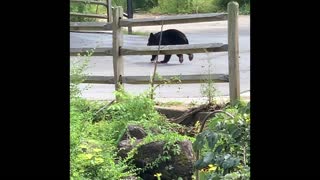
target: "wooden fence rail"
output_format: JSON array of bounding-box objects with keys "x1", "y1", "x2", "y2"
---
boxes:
[
  {"x1": 70, "y1": 12, "x2": 108, "y2": 19},
  {"x1": 70, "y1": 22, "x2": 110, "y2": 31},
  {"x1": 70, "y1": 43, "x2": 228, "y2": 56},
  {"x1": 120, "y1": 13, "x2": 227, "y2": 27},
  {"x1": 70, "y1": 13, "x2": 227, "y2": 31},
  {"x1": 76, "y1": 74, "x2": 229, "y2": 84}
]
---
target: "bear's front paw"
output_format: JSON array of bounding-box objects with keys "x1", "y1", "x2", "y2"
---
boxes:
[
  {"x1": 159, "y1": 60, "x2": 168, "y2": 64},
  {"x1": 151, "y1": 60, "x2": 159, "y2": 63}
]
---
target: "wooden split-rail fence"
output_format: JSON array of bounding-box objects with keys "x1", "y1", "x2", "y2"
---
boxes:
[{"x1": 70, "y1": 2, "x2": 240, "y2": 105}]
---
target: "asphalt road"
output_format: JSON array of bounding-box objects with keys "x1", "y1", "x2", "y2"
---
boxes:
[{"x1": 70, "y1": 15, "x2": 250, "y2": 102}]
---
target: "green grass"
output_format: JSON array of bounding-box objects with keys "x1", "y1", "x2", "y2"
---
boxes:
[{"x1": 156, "y1": 101, "x2": 184, "y2": 107}]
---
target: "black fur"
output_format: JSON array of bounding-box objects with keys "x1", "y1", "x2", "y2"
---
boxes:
[{"x1": 147, "y1": 29, "x2": 194, "y2": 64}]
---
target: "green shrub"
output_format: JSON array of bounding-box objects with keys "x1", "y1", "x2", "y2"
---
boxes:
[
  {"x1": 70, "y1": 2, "x2": 107, "y2": 22},
  {"x1": 112, "y1": 0, "x2": 127, "y2": 7},
  {"x1": 70, "y1": 99, "x2": 137, "y2": 179},
  {"x1": 70, "y1": 55, "x2": 137, "y2": 179},
  {"x1": 214, "y1": 0, "x2": 250, "y2": 13},
  {"x1": 71, "y1": 120, "x2": 136, "y2": 179},
  {"x1": 70, "y1": 51, "x2": 250, "y2": 179},
  {"x1": 239, "y1": 2, "x2": 250, "y2": 15},
  {"x1": 100, "y1": 88, "x2": 184, "y2": 135},
  {"x1": 193, "y1": 101, "x2": 250, "y2": 179},
  {"x1": 70, "y1": 57, "x2": 182, "y2": 178},
  {"x1": 70, "y1": 51, "x2": 92, "y2": 98},
  {"x1": 150, "y1": 0, "x2": 218, "y2": 14},
  {"x1": 148, "y1": 0, "x2": 249, "y2": 14},
  {"x1": 192, "y1": 0, "x2": 219, "y2": 13}
]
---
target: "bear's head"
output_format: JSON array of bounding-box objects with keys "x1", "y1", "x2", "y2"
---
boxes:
[{"x1": 147, "y1": 33, "x2": 157, "y2": 46}]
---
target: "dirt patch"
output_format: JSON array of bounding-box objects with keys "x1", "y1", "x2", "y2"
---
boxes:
[{"x1": 161, "y1": 105, "x2": 189, "y2": 111}]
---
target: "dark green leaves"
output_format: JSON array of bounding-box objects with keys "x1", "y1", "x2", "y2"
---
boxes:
[
  {"x1": 193, "y1": 101, "x2": 250, "y2": 178},
  {"x1": 193, "y1": 130, "x2": 218, "y2": 151},
  {"x1": 193, "y1": 133, "x2": 206, "y2": 151},
  {"x1": 206, "y1": 131, "x2": 218, "y2": 149}
]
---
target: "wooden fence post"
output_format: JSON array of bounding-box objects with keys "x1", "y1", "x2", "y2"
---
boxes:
[
  {"x1": 112, "y1": 6, "x2": 124, "y2": 93},
  {"x1": 228, "y1": 1, "x2": 240, "y2": 105},
  {"x1": 107, "y1": 0, "x2": 112, "y2": 22}
]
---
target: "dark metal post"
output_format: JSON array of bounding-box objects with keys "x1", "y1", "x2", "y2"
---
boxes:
[{"x1": 127, "y1": 0, "x2": 133, "y2": 34}]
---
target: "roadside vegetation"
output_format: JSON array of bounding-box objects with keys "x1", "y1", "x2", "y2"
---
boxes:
[
  {"x1": 70, "y1": 0, "x2": 250, "y2": 22},
  {"x1": 70, "y1": 53, "x2": 250, "y2": 179}
]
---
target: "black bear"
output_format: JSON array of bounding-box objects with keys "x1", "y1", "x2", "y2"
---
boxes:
[{"x1": 147, "y1": 29, "x2": 194, "y2": 64}]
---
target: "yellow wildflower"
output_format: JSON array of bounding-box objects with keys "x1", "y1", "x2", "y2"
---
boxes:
[
  {"x1": 84, "y1": 154, "x2": 93, "y2": 160},
  {"x1": 79, "y1": 144, "x2": 87, "y2": 148},
  {"x1": 93, "y1": 148, "x2": 102, "y2": 152},
  {"x1": 77, "y1": 153, "x2": 93, "y2": 160},
  {"x1": 95, "y1": 157, "x2": 104, "y2": 164},
  {"x1": 208, "y1": 164, "x2": 217, "y2": 171}
]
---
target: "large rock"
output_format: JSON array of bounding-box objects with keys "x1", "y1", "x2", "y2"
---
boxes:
[
  {"x1": 121, "y1": 125, "x2": 148, "y2": 140},
  {"x1": 118, "y1": 125, "x2": 147, "y2": 159},
  {"x1": 118, "y1": 139, "x2": 143, "y2": 159},
  {"x1": 133, "y1": 140, "x2": 195, "y2": 180}
]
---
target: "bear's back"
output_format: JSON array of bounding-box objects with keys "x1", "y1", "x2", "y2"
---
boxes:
[{"x1": 154, "y1": 29, "x2": 189, "y2": 45}]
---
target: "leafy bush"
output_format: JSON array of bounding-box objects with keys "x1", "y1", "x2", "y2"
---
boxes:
[
  {"x1": 239, "y1": 3, "x2": 250, "y2": 15},
  {"x1": 135, "y1": 0, "x2": 159, "y2": 11},
  {"x1": 70, "y1": 55, "x2": 136, "y2": 179},
  {"x1": 98, "y1": 88, "x2": 185, "y2": 136},
  {"x1": 214, "y1": 0, "x2": 250, "y2": 14},
  {"x1": 70, "y1": 119, "x2": 136, "y2": 179},
  {"x1": 70, "y1": 50, "x2": 250, "y2": 179},
  {"x1": 70, "y1": 56, "x2": 187, "y2": 178},
  {"x1": 150, "y1": 0, "x2": 218, "y2": 14},
  {"x1": 70, "y1": 2, "x2": 107, "y2": 22},
  {"x1": 70, "y1": 51, "x2": 92, "y2": 98},
  {"x1": 70, "y1": 0, "x2": 250, "y2": 22},
  {"x1": 112, "y1": 0, "x2": 127, "y2": 7},
  {"x1": 191, "y1": 0, "x2": 219, "y2": 13},
  {"x1": 148, "y1": 0, "x2": 249, "y2": 14},
  {"x1": 193, "y1": 101, "x2": 250, "y2": 179}
]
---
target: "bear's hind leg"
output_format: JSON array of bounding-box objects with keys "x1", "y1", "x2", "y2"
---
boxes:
[
  {"x1": 188, "y1": 54, "x2": 194, "y2": 61},
  {"x1": 160, "y1": 55, "x2": 172, "y2": 63},
  {"x1": 177, "y1": 54, "x2": 184, "y2": 63},
  {"x1": 151, "y1": 55, "x2": 158, "y2": 62}
]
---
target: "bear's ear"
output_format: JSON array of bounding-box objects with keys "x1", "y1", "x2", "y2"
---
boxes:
[{"x1": 149, "y1": 33, "x2": 154, "y2": 37}]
